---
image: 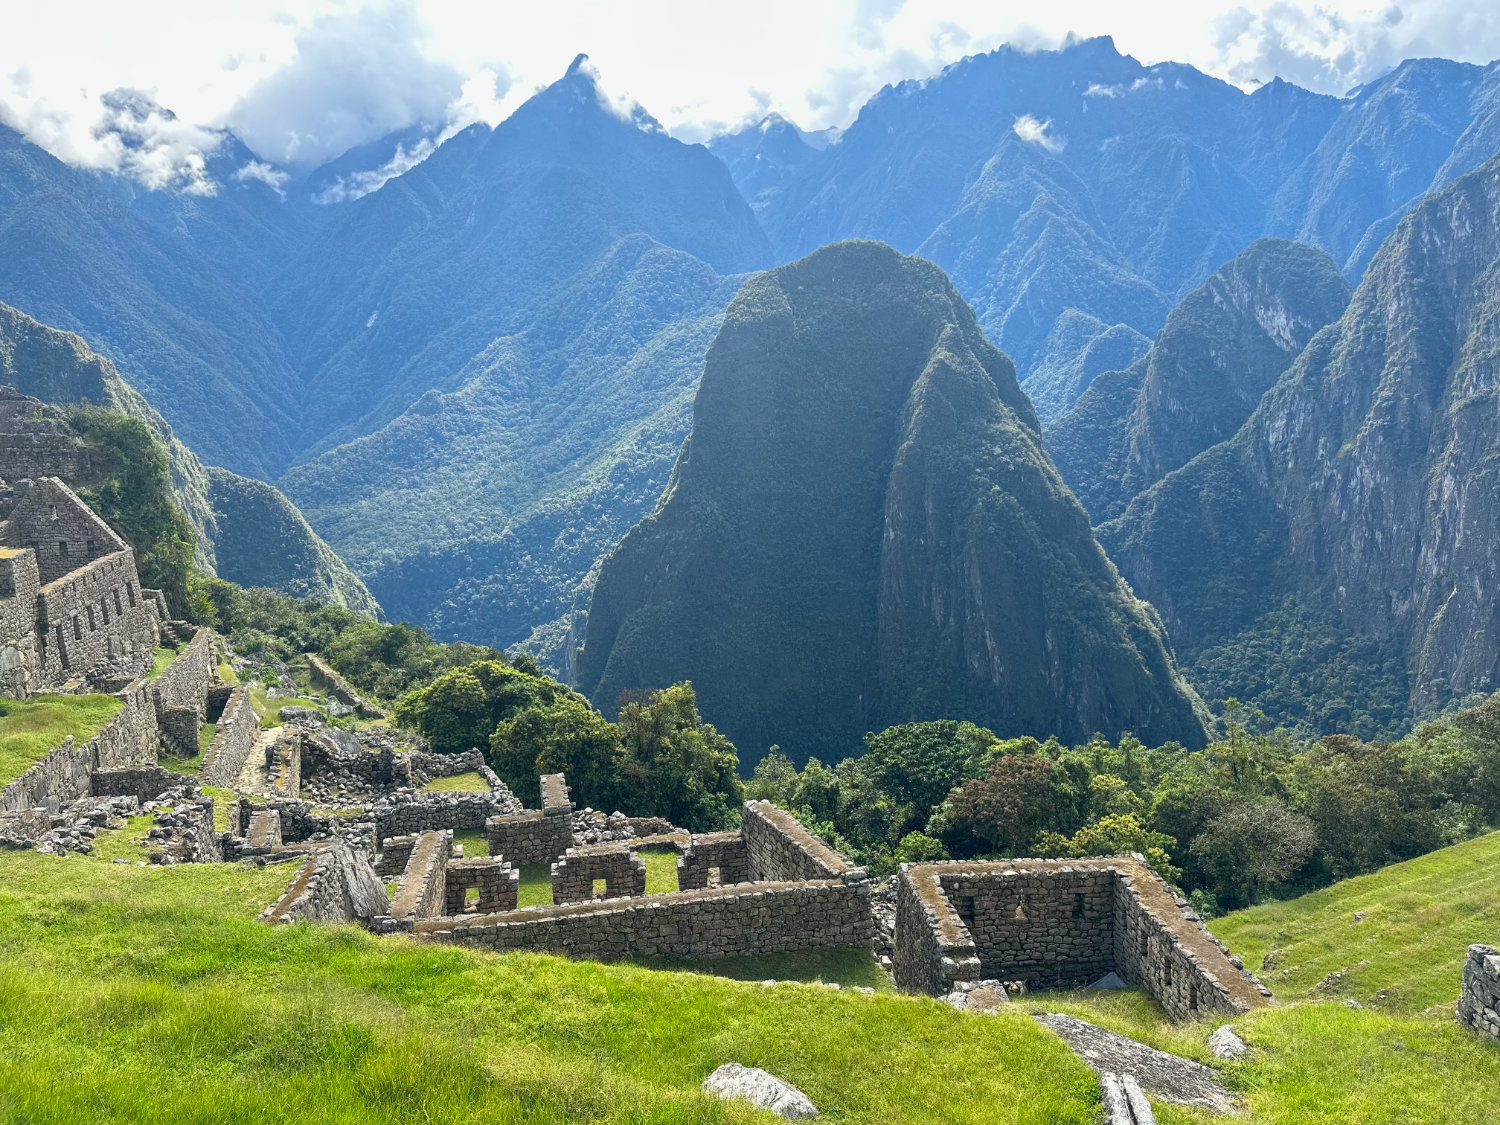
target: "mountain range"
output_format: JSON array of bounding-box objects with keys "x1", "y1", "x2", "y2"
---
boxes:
[{"x1": 2, "y1": 37, "x2": 1500, "y2": 749}]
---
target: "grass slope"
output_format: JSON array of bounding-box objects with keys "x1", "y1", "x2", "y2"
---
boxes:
[
  {"x1": 0, "y1": 848, "x2": 1101, "y2": 1124},
  {"x1": 1213, "y1": 829, "x2": 1500, "y2": 1012},
  {"x1": 0, "y1": 694, "x2": 124, "y2": 788}
]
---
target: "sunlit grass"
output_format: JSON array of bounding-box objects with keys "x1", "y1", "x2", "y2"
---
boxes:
[{"x1": 0, "y1": 694, "x2": 124, "y2": 788}]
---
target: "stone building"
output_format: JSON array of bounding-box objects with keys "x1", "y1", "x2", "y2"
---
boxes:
[{"x1": 0, "y1": 476, "x2": 159, "y2": 695}]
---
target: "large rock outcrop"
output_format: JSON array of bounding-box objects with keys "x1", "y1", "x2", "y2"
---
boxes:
[
  {"x1": 576, "y1": 241, "x2": 1207, "y2": 764},
  {"x1": 1100, "y1": 152, "x2": 1500, "y2": 734}
]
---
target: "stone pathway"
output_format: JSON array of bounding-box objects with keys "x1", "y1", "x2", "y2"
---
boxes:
[
  {"x1": 234, "y1": 728, "x2": 282, "y2": 797},
  {"x1": 1033, "y1": 1012, "x2": 1237, "y2": 1114}
]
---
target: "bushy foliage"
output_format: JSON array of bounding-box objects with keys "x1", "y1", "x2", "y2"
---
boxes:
[
  {"x1": 68, "y1": 408, "x2": 198, "y2": 615},
  {"x1": 748, "y1": 692, "x2": 1500, "y2": 904},
  {"x1": 402, "y1": 667, "x2": 744, "y2": 831},
  {"x1": 207, "y1": 581, "x2": 501, "y2": 701}
]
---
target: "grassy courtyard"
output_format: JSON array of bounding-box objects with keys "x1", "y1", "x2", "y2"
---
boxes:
[{"x1": 0, "y1": 693, "x2": 124, "y2": 788}]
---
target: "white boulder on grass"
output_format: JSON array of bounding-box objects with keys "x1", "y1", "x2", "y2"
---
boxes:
[{"x1": 702, "y1": 1063, "x2": 819, "y2": 1119}]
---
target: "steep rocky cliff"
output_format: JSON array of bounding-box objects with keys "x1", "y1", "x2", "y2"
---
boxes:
[
  {"x1": 1099, "y1": 153, "x2": 1500, "y2": 735},
  {"x1": 1048, "y1": 239, "x2": 1350, "y2": 523},
  {"x1": 0, "y1": 302, "x2": 379, "y2": 615},
  {"x1": 576, "y1": 242, "x2": 1207, "y2": 764}
]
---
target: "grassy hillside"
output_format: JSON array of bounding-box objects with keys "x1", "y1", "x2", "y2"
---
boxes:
[
  {"x1": 0, "y1": 847, "x2": 1100, "y2": 1124},
  {"x1": 1213, "y1": 829, "x2": 1500, "y2": 1012},
  {"x1": 3, "y1": 832, "x2": 1499, "y2": 1123}
]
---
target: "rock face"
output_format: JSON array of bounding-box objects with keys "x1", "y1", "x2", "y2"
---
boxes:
[
  {"x1": 1047, "y1": 239, "x2": 1351, "y2": 523},
  {"x1": 701, "y1": 1063, "x2": 819, "y2": 1120},
  {"x1": 577, "y1": 241, "x2": 1206, "y2": 763},
  {"x1": 1034, "y1": 1012, "x2": 1236, "y2": 1114},
  {"x1": 1100, "y1": 152, "x2": 1500, "y2": 733}
]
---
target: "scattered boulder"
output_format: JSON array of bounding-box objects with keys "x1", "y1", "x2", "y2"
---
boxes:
[
  {"x1": 1101, "y1": 1072, "x2": 1155, "y2": 1124},
  {"x1": 701, "y1": 1063, "x2": 818, "y2": 1120},
  {"x1": 279, "y1": 705, "x2": 326, "y2": 729},
  {"x1": 1091, "y1": 971, "x2": 1128, "y2": 990},
  {"x1": 1033, "y1": 1012, "x2": 1236, "y2": 1114},
  {"x1": 943, "y1": 978, "x2": 1010, "y2": 1013},
  {"x1": 1207, "y1": 1025, "x2": 1248, "y2": 1060}
]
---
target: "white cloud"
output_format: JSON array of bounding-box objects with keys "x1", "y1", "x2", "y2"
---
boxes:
[
  {"x1": 1013, "y1": 114, "x2": 1065, "y2": 153},
  {"x1": 232, "y1": 159, "x2": 290, "y2": 197},
  {"x1": 0, "y1": 0, "x2": 1496, "y2": 193}
]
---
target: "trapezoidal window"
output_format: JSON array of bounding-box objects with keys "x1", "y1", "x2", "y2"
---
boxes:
[
  {"x1": 125, "y1": 582, "x2": 136, "y2": 608},
  {"x1": 86, "y1": 606, "x2": 96, "y2": 631},
  {"x1": 113, "y1": 589, "x2": 123, "y2": 616},
  {"x1": 72, "y1": 615, "x2": 81, "y2": 641},
  {"x1": 58, "y1": 540, "x2": 68, "y2": 559},
  {"x1": 85, "y1": 538, "x2": 95, "y2": 555},
  {"x1": 100, "y1": 597, "x2": 109, "y2": 626}
]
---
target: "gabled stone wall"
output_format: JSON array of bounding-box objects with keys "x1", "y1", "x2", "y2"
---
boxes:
[
  {"x1": 35, "y1": 550, "x2": 157, "y2": 684},
  {"x1": 485, "y1": 808, "x2": 574, "y2": 865},
  {"x1": 742, "y1": 800, "x2": 851, "y2": 882},
  {"x1": 444, "y1": 856, "x2": 518, "y2": 914}
]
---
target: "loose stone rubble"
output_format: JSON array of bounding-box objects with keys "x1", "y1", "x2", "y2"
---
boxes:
[{"x1": 701, "y1": 1063, "x2": 819, "y2": 1120}]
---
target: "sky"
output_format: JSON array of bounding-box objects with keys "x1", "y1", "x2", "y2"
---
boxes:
[{"x1": 2, "y1": 0, "x2": 1498, "y2": 192}]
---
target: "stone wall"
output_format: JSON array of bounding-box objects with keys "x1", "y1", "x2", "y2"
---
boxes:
[
  {"x1": 152, "y1": 627, "x2": 213, "y2": 757},
  {"x1": 412, "y1": 878, "x2": 874, "y2": 960},
  {"x1": 3, "y1": 477, "x2": 125, "y2": 585},
  {"x1": 377, "y1": 834, "x2": 418, "y2": 877},
  {"x1": 1457, "y1": 944, "x2": 1500, "y2": 1040},
  {"x1": 552, "y1": 843, "x2": 646, "y2": 903},
  {"x1": 261, "y1": 843, "x2": 389, "y2": 926},
  {"x1": 678, "y1": 830, "x2": 750, "y2": 890},
  {"x1": 742, "y1": 800, "x2": 852, "y2": 882},
  {"x1": 0, "y1": 681, "x2": 156, "y2": 815},
  {"x1": 199, "y1": 684, "x2": 261, "y2": 786},
  {"x1": 893, "y1": 858, "x2": 1269, "y2": 1022},
  {"x1": 306, "y1": 653, "x2": 385, "y2": 718},
  {"x1": 444, "y1": 856, "x2": 519, "y2": 914},
  {"x1": 407, "y1": 747, "x2": 495, "y2": 788},
  {"x1": 485, "y1": 809, "x2": 574, "y2": 866},
  {"x1": 0, "y1": 548, "x2": 40, "y2": 698},
  {"x1": 388, "y1": 829, "x2": 452, "y2": 926},
  {"x1": 540, "y1": 772, "x2": 572, "y2": 812},
  {"x1": 91, "y1": 764, "x2": 179, "y2": 803},
  {"x1": 370, "y1": 787, "x2": 522, "y2": 840},
  {"x1": 35, "y1": 550, "x2": 157, "y2": 685}
]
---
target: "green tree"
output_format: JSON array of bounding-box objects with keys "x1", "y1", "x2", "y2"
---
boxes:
[
  {"x1": 615, "y1": 683, "x2": 743, "y2": 831},
  {"x1": 1189, "y1": 798, "x2": 1317, "y2": 907},
  {"x1": 945, "y1": 754, "x2": 1056, "y2": 854},
  {"x1": 492, "y1": 696, "x2": 626, "y2": 810}
]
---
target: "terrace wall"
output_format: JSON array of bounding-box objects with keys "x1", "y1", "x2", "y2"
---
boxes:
[
  {"x1": 742, "y1": 800, "x2": 852, "y2": 882},
  {"x1": 199, "y1": 684, "x2": 260, "y2": 787},
  {"x1": 413, "y1": 878, "x2": 873, "y2": 960}
]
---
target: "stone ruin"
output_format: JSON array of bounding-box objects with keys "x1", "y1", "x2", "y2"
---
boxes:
[
  {"x1": 893, "y1": 858, "x2": 1271, "y2": 1021},
  {"x1": 257, "y1": 772, "x2": 1273, "y2": 1026},
  {"x1": 1457, "y1": 944, "x2": 1500, "y2": 1041}
]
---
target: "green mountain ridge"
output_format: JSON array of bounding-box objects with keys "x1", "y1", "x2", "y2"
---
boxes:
[
  {"x1": 1047, "y1": 239, "x2": 1352, "y2": 523},
  {"x1": 577, "y1": 241, "x2": 1207, "y2": 765},
  {"x1": 0, "y1": 300, "x2": 379, "y2": 615},
  {"x1": 1099, "y1": 151, "x2": 1500, "y2": 736}
]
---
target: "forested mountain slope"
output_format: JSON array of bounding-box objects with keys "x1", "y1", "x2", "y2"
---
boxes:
[
  {"x1": 577, "y1": 242, "x2": 1207, "y2": 764},
  {"x1": 1099, "y1": 151, "x2": 1500, "y2": 736},
  {"x1": 1046, "y1": 239, "x2": 1351, "y2": 523},
  {"x1": 0, "y1": 301, "x2": 377, "y2": 614}
]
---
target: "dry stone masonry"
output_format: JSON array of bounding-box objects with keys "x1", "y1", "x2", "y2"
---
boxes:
[
  {"x1": 894, "y1": 857, "x2": 1270, "y2": 1021},
  {"x1": 151, "y1": 627, "x2": 213, "y2": 757},
  {"x1": 199, "y1": 684, "x2": 261, "y2": 786},
  {"x1": 260, "y1": 843, "x2": 388, "y2": 926},
  {"x1": 387, "y1": 829, "x2": 453, "y2": 927},
  {"x1": 551, "y1": 843, "x2": 646, "y2": 903},
  {"x1": 677, "y1": 830, "x2": 750, "y2": 889},
  {"x1": 443, "y1": 856, "x2": 519, "y2": 914},
  {"x1": 307, "y1": 653, "x2": 386, "y2": 719},
  {"x1": 1457, "y1": 944, "x2": 1500, "y2": 1041}
]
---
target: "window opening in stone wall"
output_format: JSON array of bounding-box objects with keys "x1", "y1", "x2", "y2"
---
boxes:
[
  {"x1": 126, "y1": 581, "x2": 136, "y2": 607},
  {"x1": 54, "y1": 626, "x2": 66, "y2": 670},
  {"x1": 1014, "y1": 893, "x2": 1028, "y2": 921},
  {"x1": 100, "y1": 597, "x2": 109, "y2": 626},
  {"x1": 956, "y1": 894, "x2": 976, "y2": 926},
  {"x1": 72, "y1": 615, "x2": 81, "y2": 641},
  {"x1": 592, "y1": 878, "x2": 607, "y2": 898},
  {"x1": 86, "y1": 606, "x2": 95, "y2": 631},
  {"x1": 1140, "y1": 931, "x2": 1150, "y2": 958},
  {"x1": 113, "y1": 589, "x2": 122, "y2": 615},
  {"x1": 1163, "y1": 959, "x2": 1172, "y2": 987},
  {"x1": 1188, "y1": 981, "x2": 1198, "y2": 1011},
  {"x1": 466, "y1": 887, "x2": 479, "y2": 908},
  {"x1": 708, "y1": 865, "x2": 722, "y2": 887},
  {"x1": 58, "y1": 540, "x2": 67, "y2": 558},
  {"x1": 1072, "y1": 893, "x2": 1085, "y2": 918},
  {"x1": 86, "y1": 538, "x2": 95, "y2": 555},
  {"x1": 48, "y1": 504, "x2": 56, "y2": 520}
]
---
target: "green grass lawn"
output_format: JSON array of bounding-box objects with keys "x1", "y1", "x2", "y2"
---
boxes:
[
  {"x1": 422, "y1": 771, "x2": 489, "y2": 792},
  {"x1": 159, "y1": 722, "x2": 217, "y2": 778},
  {"x1": 0, "y1": 849, "x2": 1105, "y2": 1124},
  {"x1": 0, "y1": 693, "x2": 125, "y2": 789},
  {"x1": 640, "y1": 947, "x2": 893, "y2": 992},
  {"x1": 250, "y1": 687, "x2": 325, "y2": 728},
  {"x1": 147, "y1": 646, "x2": 179, "y2": 681},
  {"x1": 1212, "y1": 829, "x2": 1500, "y2": 1012}
]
